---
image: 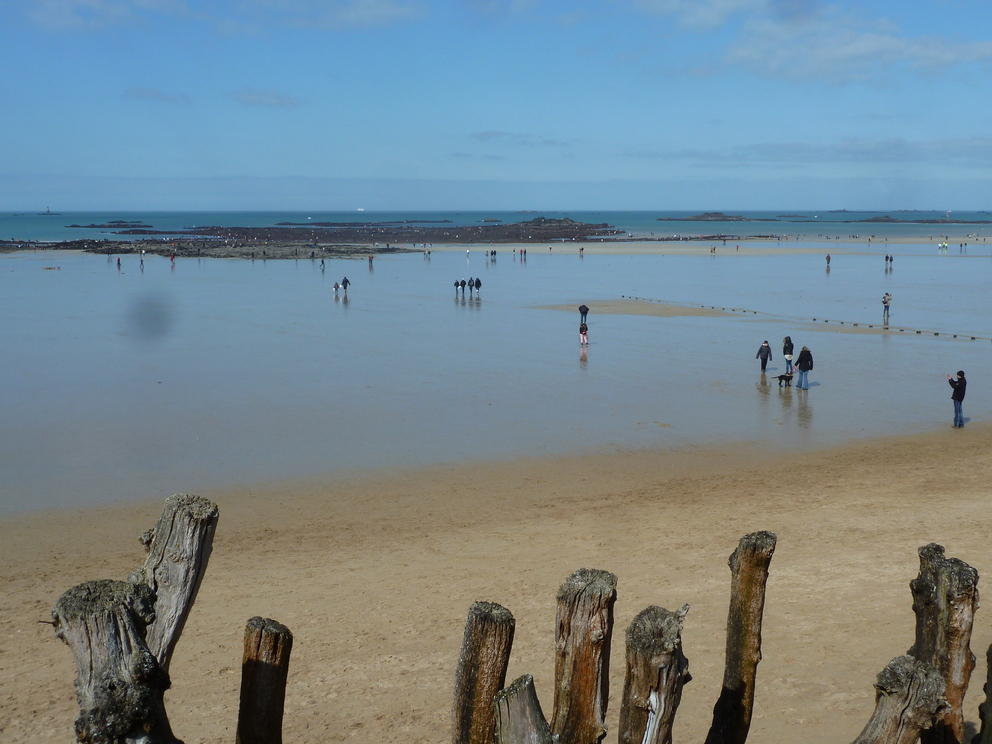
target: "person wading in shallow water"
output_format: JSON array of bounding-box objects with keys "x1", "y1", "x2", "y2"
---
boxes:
[
  {"x1": 948, "y1": 370, "x2": 967, "y2": 428},
  {"x1": 795, "y1": 346, "x2": 813, "y2": 390},
  {"x1": 756, "y1": 341, "x2": 772, "y2": 372}
]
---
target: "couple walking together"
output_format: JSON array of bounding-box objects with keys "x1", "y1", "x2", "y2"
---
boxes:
[{"x1": 757, "y1": 337, "x2": 812, "y2": 389}]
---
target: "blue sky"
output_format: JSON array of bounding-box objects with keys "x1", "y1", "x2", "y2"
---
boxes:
[{"x1": 2, "y1": 0, "x2": 991, "y2": 210}]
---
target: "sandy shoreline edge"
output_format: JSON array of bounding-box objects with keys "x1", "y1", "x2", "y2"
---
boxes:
[{"x1": 3, "y1": 425, "x2": 992, "y2": 743}]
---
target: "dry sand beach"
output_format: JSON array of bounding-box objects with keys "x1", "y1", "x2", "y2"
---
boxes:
[{"x1": 3, "y1": 424, "x2": 992, "y2": 743}]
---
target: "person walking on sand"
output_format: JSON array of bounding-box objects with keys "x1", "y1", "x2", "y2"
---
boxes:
[
  {"x1": 882, "y1": 293, "x2": 891, "y2": 319},
  {"x1": 783, "y1": 336, "x2": 794, "y2": 374},
  {"x1": 948, "y1": 370, "x2": 967, "y2": 428},
  {"x1": 579, "y1": 304, "x2": 589, "y2": 323},
  {"x1": 579, "y1": 322, "x2": 588, "y2": 346},
  {"x1": 756, "y1": 341, "x2": 772, "y2": 372},
  {"x1": 795, "y1": 346, "x2": 813, "y2": 390}
]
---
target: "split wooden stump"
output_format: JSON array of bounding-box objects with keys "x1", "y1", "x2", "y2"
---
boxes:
[
  {"x1": 618, "y1": 604, "x2": 691, "y2": 744},
  {"x1": 52, "y1": 494, "x2": 218, "y2": 744},
  {"x1": 52, "y1": 579, "x2": 182, "y2": 744}
]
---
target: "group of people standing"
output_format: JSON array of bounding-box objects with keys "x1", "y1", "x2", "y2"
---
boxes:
[{"x1": 757, "y1": 336, "x2": 813, "y2": 390}]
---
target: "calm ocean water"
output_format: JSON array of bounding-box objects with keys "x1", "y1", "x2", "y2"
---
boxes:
[
  {"x1": 2, "y1": 214, "x2": 990, "y2": 514},
  {"x1": 4, "y1": 209, "x2": 992, "y2": 243}
]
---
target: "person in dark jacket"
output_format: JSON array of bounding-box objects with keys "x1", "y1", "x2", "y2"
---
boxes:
[
  {"x1": 948, "y1": 370, "x2": 967, "y2": 428},
  {"x1": 795, "y1": 346, "x2": 813, "y2": 389},
  {"x1": 756, "y1": 341, "x2": 772, "y2": 372},
  {"x1": 783, "y1": 336, "x2": 794, "y2": 373}
]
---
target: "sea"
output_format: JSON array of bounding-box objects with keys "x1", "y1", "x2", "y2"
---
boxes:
[{"x1": 2, "y1": 211, "x2": 990, "y2": 515}]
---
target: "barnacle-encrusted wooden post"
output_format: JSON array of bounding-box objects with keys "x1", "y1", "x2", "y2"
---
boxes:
[
  {"x1": 852, "y1": 655, "x2": 949, "y2": 744},
  {"x1": 451, "y1": 601, "x2": 516, "y2": 744},
  {"x1": 907, "y1": 543, "x2": 979, "y2": 744},
  {"x1": 52, "y1": 579, "x2": 181, "y2": 744},
  {"x1": 237, "y1": 617, "x2": 294, "y2": 744},
  {"x1": 704, "y1": 531, "x2": 776, "y2": 744},
  {"x1": 551, "y1": 568, "x2": 617, "y2": 744},
  {"x1": 618, "y1": 604, "x2": 691, "y2": 744},
  {"x1": 494, "y1": 674, "x2": 554, "y2": 744},
  {"x1": 127, "y1": 493, "x2": 219, "y2": 673}
]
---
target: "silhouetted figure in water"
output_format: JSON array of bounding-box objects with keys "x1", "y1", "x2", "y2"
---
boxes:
[
  {"x1": 460, "y1": 278, "x2": 467, "y2": 292},
  {"x1": 474, "y1": 277, "x2": 481, "y2": 292},
  {"x1": 468, "y1": 278, "x2": 475, "y2": 294},
  {"x1": 579, "y1": 304, "x2": 589, "y2": 323},
  {"x1": 341, "y1": 277, "x2": 350, "y2": 290}
]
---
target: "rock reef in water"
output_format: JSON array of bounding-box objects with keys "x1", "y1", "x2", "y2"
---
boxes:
[{"x1": 657, "y1": 212, "x2": 761, "y2": 222}]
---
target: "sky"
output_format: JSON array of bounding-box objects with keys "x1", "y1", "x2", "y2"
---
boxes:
[{"x1": 2, "y1": 0, "x2": 992, "y2": 211}]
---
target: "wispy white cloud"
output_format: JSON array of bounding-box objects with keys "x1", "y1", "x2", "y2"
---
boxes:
[
  {"x1": 233, "y1": 88, "x2": 304, "y2": 108},
  {"x1": 631, "y1": 0, "x2": 767, "y2": 30},
  {"x1": 122, "y1": 87, "x2": 191, "y2": 104},
  {"x1": 472, "y1": 131, "x2": 567, "y2": 147},
  {"x1": 26, "y1": 0, "x2": 187, "y2": 30},
  {"x1": 728, "y1": 7, "x2": 992, "y2": 84},
  {"x1": 632, "y1": 1, "x2": 992, "y2": 84},
  {"x1": 624, "y1": 136, "x2": 992, "y2": 166},
  {"x1": 23, "y1": 0, "x2": 425, "y2": 32}
]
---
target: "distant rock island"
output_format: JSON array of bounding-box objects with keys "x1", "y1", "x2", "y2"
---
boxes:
[
  {"x1": 857, "y1": 214, "x2": 992, "y2": 225},
  {"x1": 657, "y1": 212, "x2": 763, "y2": 222},
  {"x1": 67, "y1": 220, "x2": 153, "y2": 229}
]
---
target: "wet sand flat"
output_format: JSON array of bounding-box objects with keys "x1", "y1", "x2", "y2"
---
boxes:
[{"x1": 3, "y1": 425, "x2": 992, "y2": 743}]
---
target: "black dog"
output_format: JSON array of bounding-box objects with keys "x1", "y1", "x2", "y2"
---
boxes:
[{"x1": 776, "y1": 372, "x2": 793, "y2": 387}]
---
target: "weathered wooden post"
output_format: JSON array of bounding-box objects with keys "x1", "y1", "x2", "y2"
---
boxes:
[
  {"x1": 495, "y1": 674, "x2": 555, "y2": 744},
  {"x1": 551, "y1": 568, "x2": 617, "y2": 744},
  {"x1": 704, "y1": 531, "x2": 777, "y2": 744},
  {"x1": 236, "y1": 617, "x2": 294, "y2": 744},
  {"x1": 127, "y1": 493, "x2": 220, "y2": 673},
  {"x1": 451, "y1": 601, "x2": 516, "y2": 744},
  {"x1": 851, "y1": 655, "x2": 949, "y2": 744},
  {"x1": 52, "y1": 579, "x2": 181, "y2": 744},
  {"x1": 907, "y1": 543, "x2": 979, "y2": 744},
  {"x1": 618, "y1": 604, "x2": 691, "y2": 744}
]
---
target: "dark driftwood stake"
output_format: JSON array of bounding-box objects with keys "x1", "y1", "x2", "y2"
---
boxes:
[
  {"x1": 494, "y1": 674, "x2": 554, "y2": 744},
  {"x1": 704, "y1": 531, "x2": 777, "y2": 744},
  {"x1": 451, "y1": 601, "x2": 516, "y2": 744},
  {"x1": 976, "y1": 644, "x2": 992, "y2": 744},
  {"x1": 852, "y1": 655, "x2": 949, "y2": 744},
  {"x1": 127, "y1": 493, "x2": 219, "y2": 673},
  {"x1": 237, "y1": 616, "x2": 294, "y2": 744},
  {"x1": 907, "y1": 543, "x2": 979, "y2": 744},
  {"x1": 618, "y1": 604, "x2": 691, "y2": 744},
  {"x1": 551, "y1": 568, "x2": 617, "y2": 744},
  {"x1": 52, "y1": 579, "x2": 181, "y2": 744}
]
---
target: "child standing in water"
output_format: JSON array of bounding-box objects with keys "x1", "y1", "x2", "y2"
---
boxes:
[{"x1": 579, "y1": 323, "x2": 588, "y2": 346}]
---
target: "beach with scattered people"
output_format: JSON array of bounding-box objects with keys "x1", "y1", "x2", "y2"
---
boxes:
[{"x1": 2, "y1": 214, "x2": 991, "y2": 743}]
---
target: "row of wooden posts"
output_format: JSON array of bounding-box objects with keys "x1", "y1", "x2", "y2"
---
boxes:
[{"x1": 48, "y1": 495, "x2": 992, "y2": 744}]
